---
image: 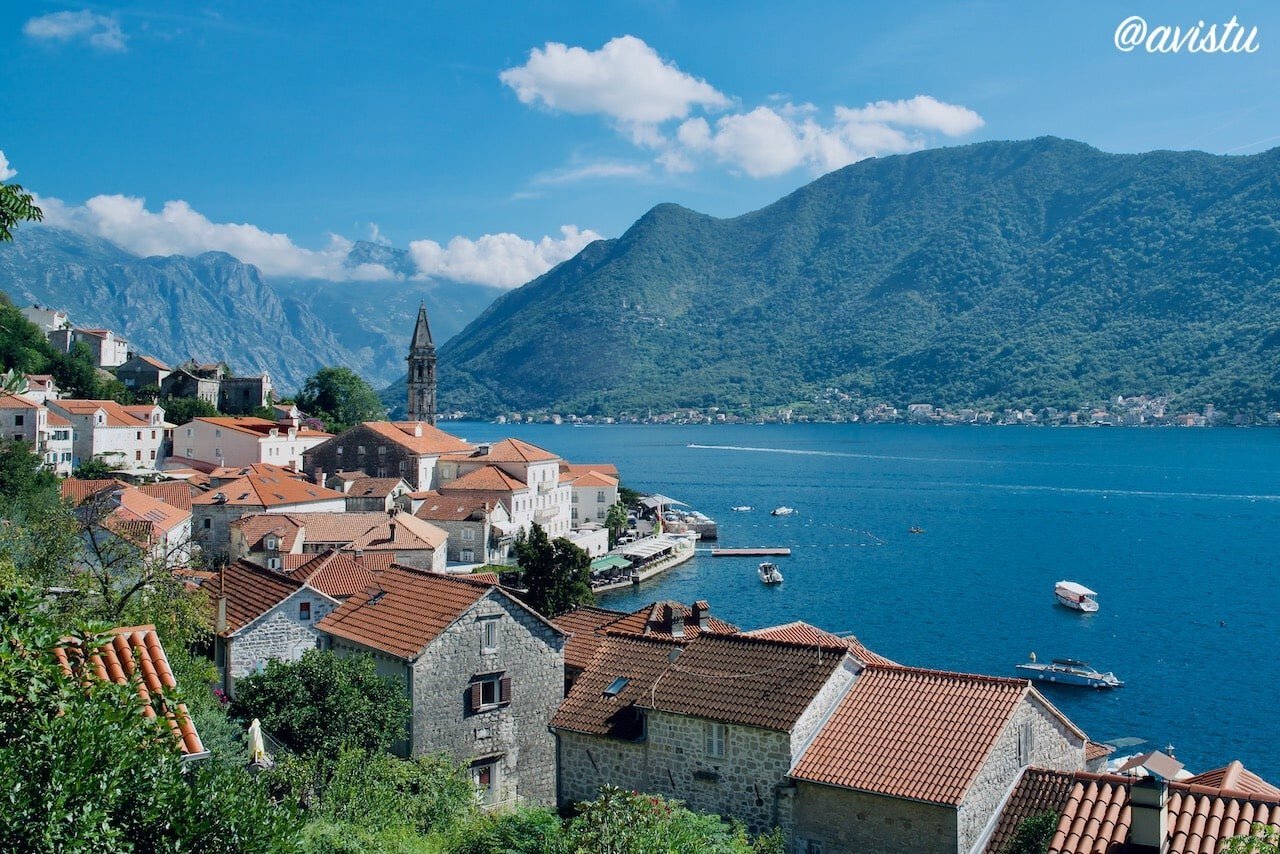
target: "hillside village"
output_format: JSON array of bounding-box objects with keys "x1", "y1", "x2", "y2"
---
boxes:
[{"x1": 2, "y1": 295, "x2": 1278, "y2": 853}]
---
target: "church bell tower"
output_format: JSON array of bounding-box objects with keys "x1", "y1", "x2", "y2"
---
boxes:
[{"x1": 406, "y1": 303, "x2": 437, "y2": 424}]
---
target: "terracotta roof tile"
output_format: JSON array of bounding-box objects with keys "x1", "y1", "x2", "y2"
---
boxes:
[
  {"x1": 192, "y1": 473, "x2": 345, "y2": 508},
  {"x1": 137, "y1": 481, "x2": 199, "y2": 513},
  {"x1": 358, "y1": 421, "x2": 474, "y2": 455},
  {"x1": 345, "y1": 513, "x2": 447, "y2": 552},
  {"x1": 984, "y1": 768, "x2": 1081, "y2": 854},
  {"x1": 212, "y1": 560, "x2": 303, "y2": 635},
  {"x1": 345, "y1": 477, "x2": 406, "y2": 498},
  {"x1": 60, "y1": 477, "x2": 129, "y2": 506},
  {"x1": 315, "y1": 565, "x2": 489, "y2": 659},
  {"x1": 0, "y1": 391, "x2": 39, "y2": 409},
  {"x1": 791, "y1": 665, "x2": 1030, "y2": 805},
  {"x1": 55, "y1": 625, "x2": 205, "y2": 757},
  {"x1": 638, "y1": 633, "x2": 846, "y2": 731},
  {"x1": 45, "y1": 410, "x2": 72, "y2": 427},
  {"x1": 471, "y1": 437, "x2": 559, "y2": 463},
  {"x1": 601, "y1": 601, "x2": 738, "y2": 641},
  {"x1": 208, "y1": 462, "x2": 308, "y2": 481},
  {"x1": 566, "y1": 470, "x2": 619, "y2": 488},
  {"x1": 412, "y1": 491, "x2": 496, "y2": 522},
  {"x1": 1184, "y1": 761, "x2": 1280, "y2": 798},
  {"x1": 285, "y1": 549, "x2": 378, "y2": 599},
  {"x1": 103, "y1": 487, "x2": 190, "y2": 538},
  {"x1": 49, "y1": 399, "x2": 159, "y2": 428},
  {"x1": 443, "y1": 465, "x2": 529, "y2": 493},
  {"x1": 552, "y1": 636, "x2": 681, "y2": 739},
  {"x1": 1165, "y1": 786, "x2": 1280, "y2": 854},
  {"x1": 552, "y1": 605, "x2": 630, "y2": 672},
  {"x1": 561, "y1": 462, "x2": 619, "y2": 478},
  {"x1": 1086, "y1": 741, "x2": 1116, "y2": 763}
]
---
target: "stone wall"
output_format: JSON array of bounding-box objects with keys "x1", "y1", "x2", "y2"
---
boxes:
[
  {"x1": 557, "y1": 730, "x2": 650, "y2": 804},
  {"x1": 305, "y1": 424, "x2": 428, "y2": 489},
  {"x1": 194, "y1": 502, "x2": 260, "y2": 557},
  {"x1": 426, "y1": 518, "x2": 487, "y2": 563},
  {"x1": 789, "y1": 659, "x2": 857, "y2": 760},
  {"x1": 226, "y1": 588, "x2": 338, "y2": 693},
  {"x1": 957, "y1": 694, "x2": 1085, "y2": 851},
  {"x1": 793, "y1": 782, "x2": 957, "y2": 854},
  {"x1": 409, "y1": 591, "x2": 564, "y2": 807}
]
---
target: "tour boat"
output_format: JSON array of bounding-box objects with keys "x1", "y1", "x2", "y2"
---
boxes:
[
  {"x1": 731, "y1": 505, "x2": 754, "y2": 512},
  {"x1": 1055, "y1": 581, "x2": 1100, "y2": 612},
  {"x1": 758, "y1": 562, "x2": 784, "y2": 584},
  {"x1": 771, "y1": 507, "x2": 797, "y2": 516},
  {"x1": 1016, "y1": 657, "x2": 1124, "y2": 689}
]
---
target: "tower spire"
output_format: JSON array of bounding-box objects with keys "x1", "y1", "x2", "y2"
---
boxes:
[{"x1": 406, "y1": 302, "x2": 436, "y2": 424}]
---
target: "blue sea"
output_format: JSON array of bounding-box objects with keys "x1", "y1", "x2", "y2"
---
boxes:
[{"x1": 455, "y1": 422, "x2": 1280, "y2": 780}]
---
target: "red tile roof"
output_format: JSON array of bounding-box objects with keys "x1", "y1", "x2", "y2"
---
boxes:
[
  {"x1": 566, "y1": 470, "x2": 618, "y2": 488},
  {"x1": 359, "y1": 421, "x2": 474, "y2": 456},
  {"x1": 600, "y1": 601, "x2": 738, "y2": 641},
  {"x1": 637, "y1": 632, "x2": 846, "y2": 731},
  {"x1": 60, "y1": 477, "x2": 129, "y2": 506},
  {"x1": 50, "y1": 399, "x2": 160, "y2": 428},
  {"x1": 103, "y1": 487, "x2": 190, "y2": 538},
  {"x1": 561, "y1": 462, "x2": 619, "y2": 478},
  {"x1": 207, "y1": 462, "x2": 309, "y2": 482},
  {"x1": 345, "y1": 477, "x2": 407, "y2": 498},
  {"x1": 443, "y1": 465, "x2": 529, "y2": 493},
  {"x1": 137, "y1": 481, "x2": 200, "y2": 512},
  {"x1": 472, "y1": 437, "x2": 559, "y2": 463},
  {"x1": 315, "y1": 565, "x2": 491, "y2": 659},
  {"x1": 192, "y1": 416, "x2": 331, "y2": 439},
  {"x1": 791, "y1": 665, "x2": 1040, "y2": 805},
  {"x1": 552, "y1": 636, "x2": 682, "y2": 739},
  {"x1": 191, "y1": 473, "x2": 345, "y2": 508},
  {"x1": 45, "y1": 410, "x2": 72, "y2": 427},
  {"x1": 0, "y1": 391, "x2": 39, "y2": 409},
  {"x1": 55, "y1": 625, "x2": 205, "y2": 757},
  {"x1": 413, "y1": 492, "x2": 496, "y2": 522},
  {"x1": 1184, "y1": 761, "x2": 1280, "y2": 799},
  {"x1": 987, "y1": 766, "x2": 1280, "y2": 854},
  {"x1": 285, "y1": 549, "x2": 378, "y2": 599},
  {"x1": 1086, "y1": 741, "x2": 1116, "y2": 763},
  {"x1": 552, "y1": 605, "x2": 630, "y2": 672},
  {"x1": 212, "y1": 560, "x2": 304, "y2": 635},
  {"x1": 345, "y1": 513, "x2": 447, "y2": 551}
]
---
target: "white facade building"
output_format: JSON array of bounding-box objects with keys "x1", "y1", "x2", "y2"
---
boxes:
[
  {"x1": 47, "y1": 400, "x2": 170, "y2": 473},
  {"x1": 178, "y1": 416, "x2": 331, "y2": 470}
]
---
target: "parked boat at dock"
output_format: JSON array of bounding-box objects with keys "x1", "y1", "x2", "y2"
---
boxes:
[
  {"x1": 758, "y1": 562, "x2": 784, "y2": 584},
  {"x1": 1055, "y1": 581, "x2": 1100, "y2": 612},
  {"x1": 1017, "y1": 657, "x2": 1123, "y2": 689}
]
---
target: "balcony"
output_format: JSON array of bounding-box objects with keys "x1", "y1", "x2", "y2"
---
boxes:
[
  {"x1": 537, "y1": 481, "x2": 555, "y2": 494},
  {"x1": 534, "y1": 508, "x2": 558, "y2": 524}
]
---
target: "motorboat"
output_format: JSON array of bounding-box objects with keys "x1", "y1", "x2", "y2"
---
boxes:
[
  {"x1": 1016, "y1": 657, "x2": 1123, "y2": 689},
  {"x1": 771, "y1": 507, "x2": 797, "y2": 516},
  {"x1": 731, "y1": 505, "x2": 754, "y2": 512},
  {"x1": 758, "y1": 562, "x2": 784, "y2": 584},
  {"x1": 908, "y1": 526, "x2": 925, "y2": 534},
  {"x1": 1055, "y1": 581, "x2": 1099, "y2": 612}
]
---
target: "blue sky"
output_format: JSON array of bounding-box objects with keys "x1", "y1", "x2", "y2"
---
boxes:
[{"x1": 1, "y1": 1, "x2": 1277, "y2": 286}]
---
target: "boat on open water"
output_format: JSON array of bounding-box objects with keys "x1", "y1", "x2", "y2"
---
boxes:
[
  {"x1": 758, "y1": 562, "x2": 784, "y2": 584},
  {"x1": 771, "y1": 507, "x2": 797, "y2": 516},
  {"x1": 1017, "y1": 657, "x2": 1123, "y2": 689},
  {"x1": 1055, "y1": 580, "x2": 1100, "y2": 612}
]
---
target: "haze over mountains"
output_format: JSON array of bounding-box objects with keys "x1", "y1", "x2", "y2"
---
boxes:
[
  {"x1": 420, "y1": 137, "x2": 1280, "y2": 418},
  {"x1": 0, "y1": 227, "x2": 503, "y2": 391}
]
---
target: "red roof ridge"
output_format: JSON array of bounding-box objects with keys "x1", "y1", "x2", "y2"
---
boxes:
[{"x1": 863, "y1": 661, "x2": 1030, "y2": 687}]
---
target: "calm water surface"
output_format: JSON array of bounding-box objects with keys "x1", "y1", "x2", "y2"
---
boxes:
[{"x1": 456, "y1": 422, "x2": 1280, "y2": 779}]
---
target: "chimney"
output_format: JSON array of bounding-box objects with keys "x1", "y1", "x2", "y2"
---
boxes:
[
  {"x1": 215, "y1": 596, "x2": 228, "y2": 634},
  {"x1": 690, "y1": 600, "x2": 709, "y2": 630},
  {"x1": 1129, "y1": 775, "x2": 1168, "y2": 853},
  {"x1": 387, "y1": 521, "x2": 396, "y2": 543},
  {"x1": 671, "y1": 613, "x2": 685, "y2": 638}
]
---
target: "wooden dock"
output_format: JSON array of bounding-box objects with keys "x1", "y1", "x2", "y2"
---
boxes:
[{"x1": 710, "y1": 548, "x2": 792, "y2": 557}]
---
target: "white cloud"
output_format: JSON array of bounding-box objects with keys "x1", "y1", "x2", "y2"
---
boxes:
[
  {"x1": 500, "y1": 35, "x2": 728, "y2": 143},
  {"x1": 532, "y1": 161, "x2": 650, "y2": 185},
  {"x1": 37, "y1": 191, "x2": 601, "y2": 288},
  {"x1": 0, "y1": 151, "x2": 17, "y2": 182},
  {"x1": 24, "y1": 10, "x2": 127, "y2": 52},
  {"x1": 409, "y1": 225, "x2": 603, "y2": 289},
  {"x1": 504, "y1": 36, "x2": 984, "y2": 180}
]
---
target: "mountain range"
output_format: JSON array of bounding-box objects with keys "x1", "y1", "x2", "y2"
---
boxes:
[
  {"x1": 419, "y1": 137, "x2": 1280, "y2": 418},
  {"x1": 0, "y1": 228, "x2": 503, "y2": 392}
]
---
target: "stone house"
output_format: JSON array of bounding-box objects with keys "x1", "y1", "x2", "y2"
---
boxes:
[
  {"x1": 92, "y1": 485, "x2": 193, "y2": 565},
  {"x1": 410, "y1": 491, "x2": 515, "y2": 564},
  {"x1": 304, "y1": 421, "x2": 475, "y2": 490},
  {"x1": 115, "y1": 355, "x2": 171, "y2": 391},
  {"x1": 227, "y1": 510, "x2": 446, "y2": 572},
  {"x1": 190, "y1": 472, "x2": 346, "y2": 558},
  {"x1": 211, "y1": 559, "x2": 343, "y2": 693},
  {"x1": 48, "y1": 327, "x2": 130, "y2": 367},
  {"x1": 218, "y1": 374, "x2": 273, "y2": 414},
  {"x1": 983, "y1": 755, "x2": 1280, "y2": 854},
  {"x1": 317, "y1": 566, "x2": 566, "y2": 807},
  {"x1": 0, "y1": 391, "x2": 73, "y2": 475},
  {"x1": 22, "y1": 374, "x2": 60, "y2": 404},
  {"x1": 338, "y1": 476, "x2": 412, "y2": 512},
  {"x1": 161, "y1": 368, "x2": 221, "y2": 406}
]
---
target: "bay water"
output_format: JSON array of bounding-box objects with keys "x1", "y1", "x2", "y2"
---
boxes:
[{"x1": 455, "y1": 421, "x2": 1280, "y2": 779}]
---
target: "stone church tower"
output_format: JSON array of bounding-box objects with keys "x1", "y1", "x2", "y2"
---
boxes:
[{"x1": 406, "y1": 303, "x2": 437, "y2": 424}]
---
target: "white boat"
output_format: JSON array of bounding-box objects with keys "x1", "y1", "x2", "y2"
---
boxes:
[
  {"x1": 771, "y1": 506, "x2": 797, "y2": 516},
  {"x1": 731, "y1": 505, "x2": 754, "y2": 512},
  {"x1": 1016, "y1": 658, "x2": 1123, "y2": 689},
  {"x1": 1055, "y1": 580, "x2": 1099, "y2": 612},
  {"x1": 758, "y1": 562, "x2": 784, "y2": 584}
]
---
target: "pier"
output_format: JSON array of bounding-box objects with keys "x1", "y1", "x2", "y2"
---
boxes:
[{"x1": 710, "y1": 548, "x2": 792, "y2": 557}]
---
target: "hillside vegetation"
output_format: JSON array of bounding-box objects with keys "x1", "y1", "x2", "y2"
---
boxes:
[{"x1": 430, "y1": 138, "x2": 1280, "y2": 418}]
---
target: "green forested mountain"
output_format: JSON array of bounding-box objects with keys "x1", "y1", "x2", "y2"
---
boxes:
[{"x1": 427, "y1": 138, "x2": 1280, "y2": 418}]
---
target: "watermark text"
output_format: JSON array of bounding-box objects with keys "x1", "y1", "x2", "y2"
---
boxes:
[{"x1": 1114, "y1": 15, "x2": 1260, "y2": 53}]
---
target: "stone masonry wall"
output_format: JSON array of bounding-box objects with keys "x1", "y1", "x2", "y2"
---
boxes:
[
  {"x1": 793, "y1": 782, "x2": 958, "y2": 854},
  {"x1": 227, "y1": 589, "x2": 338, "y2": 692},
  {"x1": 304, "y1": 424, "x2": 425, "y2": 489},
  {"x1": 411, "y1": 591, "x2": 564, "y2": 807},
  {"x1": 558, "y1": 731, "x2": 650, "y2": 805},
  {"x1": 789, "y1": 659, "x2": 857, "y2": 760},
  {"x1": 957, "y1": 694, "x2": 1085, "y2": 851}
]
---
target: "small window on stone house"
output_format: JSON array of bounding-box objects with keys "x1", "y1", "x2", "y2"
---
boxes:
[
  {"x1": 471, "y1": 760, "x2": 498, "y2": 805},
  {"x1": 1017, "y1": 720, "x2": 1034, "y2": 765},
  {"x1": 13, "y1": 414, "x2": 23, "y2": 427},
  {"x1": 298, "y1": 601, "x2": 311, "y2": 621},
  {"x1": 469, "y1": 673, "x2": 511, "y2": 712},
  {"x1": 705, "y1": 721, "x2": 727, "y2": 758},
  {"x1": 481, "y1": 618, "x2": 499, "y2": 653}
]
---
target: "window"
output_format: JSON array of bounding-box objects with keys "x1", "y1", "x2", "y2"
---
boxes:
[
  {"x1": 336, "y1": 446, "x2": 343, "y2": 456},
  {"x1": 357, "y1": 445, "x2": 366, "y2": 455},
  {"x1": 265, "y1": 536, "x2": 278, "y2": 550},
  {"x1": 186, "y1": 428, "x2": 193, "y2": 438},
  {"x1": 597, "y1": 490, "x2": 606, "y2": 503},
  {"x1": 597, "y1": 508, "x2": 605, "y2": 520},
  {"x1": 705, "y1": 722, "x2": 727, "y2": 758},
  {"x1": 185, "y1": 448, "x2": 193, "y2": 456},
  {"x1": 461, "y1": 528, "x2": 475, "y2": 541},
  {"x1": 603, "y1": 676, "x2": 629, "y2": 697},
  {"x1": 471, "y1": 760, "x2": 497, "y2": 805},
  {"x1": 298, "y1": 601, "x2": 311, "y2": 621},
  {"x1": 571, "y1": 493, "x2": 578, "y2": 503},
  {"x1": 267, "y1": 557, "x2": 281, "y2": 571},
  {"x1": 469, "y1": 673, "x2": 511, "y2": 712},
  {"x1": 378, "y1": 445, "x2": 386, "y2": 456},
  {"x1": 399, "y1": 460, "x2": 407, "y2": 472},
  {"x1": 481, "y1": 618, "x2": 499, "y2": 653},
  {"x1": 136, "y1": 431, "x2": 142, "y2": 440},
  {"x1": 151, "y1": 430, "x2": 156, "y2": 440},
  {"x1": 149, "y1": 450, "x2": 156, "y2": 460},
  {"x1": 571, "y1": 508, "x2": 578, "y2": 520},
  {"x1": 13, "y1": 414, "x2": 23, "y2": 427},
  {"x1": 1017, "y1": 721, "x2": 1034, "y2": 765},
  {"x1": 203, "y1": 518, "x2": 211, "y2": 529},
  {"x1": 135, "y1": 450, "x2": 142, "y2": 461},
  {"x1": 215, "y1": 429, "x2": 221, "y2": 438}
]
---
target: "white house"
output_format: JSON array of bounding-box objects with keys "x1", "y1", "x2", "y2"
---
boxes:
[
  {"x1": 95, "y1": 486, "x2": 194, "y2": 564},
  {"x1": 1, "y1": 392, "x2": 74, "y2": 476},
  {"x1": 439, "y1": 438, "x2": 574, "y2": 538},
  {"x1": 562, "y1": 464, "x2": 620, "y2": 528},
  {"x1": 48, "y1": 328, "x2": 131, "y2": 368},
  {"x1": 178, "y1": 416, "x2": 332, "y2": 470},
  {"x1": 47, "y1": 399, "x2": 170, "y2": 473}
]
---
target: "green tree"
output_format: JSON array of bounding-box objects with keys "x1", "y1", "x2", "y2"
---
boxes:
[
  {"x1": 1224, "y1": 824, "x2": 1280, "y2": 853},
  {"x1": 49, "y1": 341, "x2": 103, "y2": 399},
  {"x1": 604, "y1": 502, "x2": 629, "y2": 548},
  {"x1": 0, "y1": 585, "x2": 301, "y2": 852},
  {"x1": 0, "y1": 179, "x2": 42, "y2": 242},
  {"x1": 232, "y1": 649, "x2": 411, "y2": 755},
  {"x1": 565, "y1": 787, "x2": 783, "y2": 853},
  {"x1": 159, "y1": 394, "x2": 221, "y2": 426},
  {"x1": 1004, "y1": 811, "x2": 1059, "y2": 854},
  {"x1": 0, "y1": 437, "x2": 58, "y2": 501},
  {"x1": 513, "y1": 523, "x2": 593, "y2": 618},
  {"x1": 72, "y1": 456, "x2": 123, "y2": 480},
  {"x1": 295, "y1": 367, "x2": 384, "y2": 432}
]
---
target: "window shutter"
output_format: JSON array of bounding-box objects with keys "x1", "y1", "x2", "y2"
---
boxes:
[
  {"x1": 499, "y1": 676, "x2": 512, "y2": 704},
  {"x1": 469, "y1": 682, "x2": 483, "y2": 713}
]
